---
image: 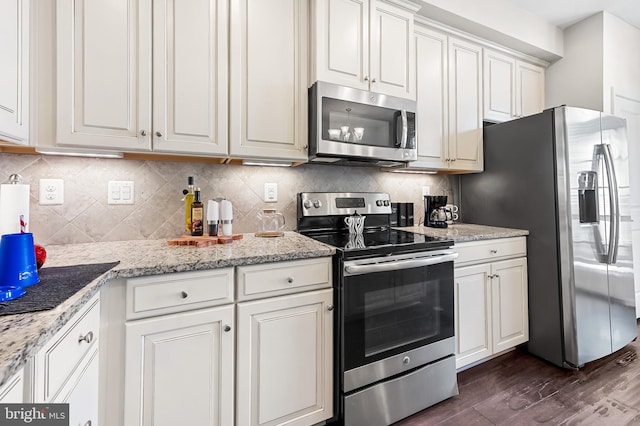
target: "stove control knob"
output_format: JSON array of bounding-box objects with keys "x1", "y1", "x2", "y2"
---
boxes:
[
  {"x1": 313, "y1": 200, "x2": 323, "y2": 208},
  {"x1": 376, "y1": 200, "x2": 383, "y2": 207},
  {"x1": 383, "y1": 200, "x2": 390, "y2": 206},
  {"x1": 303, "y1": 200, "x2": 313, "y2": 209}
]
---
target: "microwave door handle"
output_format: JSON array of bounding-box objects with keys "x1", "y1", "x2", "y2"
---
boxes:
[
  {"x1": 602, "y1": 143, "x2": 620, "y2": 264},
  {"x1": 399, "y1": 110, "x2": 408, "y2": 148}
]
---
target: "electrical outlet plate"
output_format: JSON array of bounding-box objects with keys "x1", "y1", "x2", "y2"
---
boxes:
[
  {"x1": 108, "y1": 181, "x2": 135, "y2": 205},
  {"x1": 264, "y1": 183, "x2": 278, "y2": 202},
  {"x1": 39, "y1": 179, "x2": 64, "y2": 205}
]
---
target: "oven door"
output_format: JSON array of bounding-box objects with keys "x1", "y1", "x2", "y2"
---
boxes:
[{"x1": 341, "y1": 250, "x2": 457, "y2": 392}]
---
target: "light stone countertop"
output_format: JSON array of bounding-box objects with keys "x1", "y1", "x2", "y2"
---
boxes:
[
  {"x1": 0, "y1": 232, "x2": 334, "y2": 388},
  {"x1": 397, "y1": 223, "x2": 529, "y2": 242}
]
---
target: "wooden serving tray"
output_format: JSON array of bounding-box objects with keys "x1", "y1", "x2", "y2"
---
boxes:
[{"x1": 167, "y1": 234, "x2": 243, "y2": 247}]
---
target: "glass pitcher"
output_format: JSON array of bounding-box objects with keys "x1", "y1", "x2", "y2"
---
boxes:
[{"x1": 257, "y1": 209, "x2": 285, "y2": 233}]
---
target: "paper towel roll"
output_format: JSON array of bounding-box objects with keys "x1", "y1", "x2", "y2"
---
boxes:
[{"x1": 0, "y1": 184, "x2": 30, "y2": 236}]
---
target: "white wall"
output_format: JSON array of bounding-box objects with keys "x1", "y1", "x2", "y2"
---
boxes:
[
  {"x1": 603, "y1": 13, "x2": 640, "y2": 111},
  {"x1": 544, "y1": 13, "x2": 604, "y2": 110},
  {"x1": 416, "y1": 0, "x2": 563, "y2": 61}
]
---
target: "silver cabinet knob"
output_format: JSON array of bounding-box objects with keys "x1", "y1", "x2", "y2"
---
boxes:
[
  {"x1": 224, "y1": 325, "x2": 231, "y2": 332},
  {"x1": 84, "y1": 421, "x2": 92, "y2": 426},
  {"x1": 286, "y1": 277, "x2": 294, "y2": 284},
  {"x1": 78, "y1": 331, "x2": 94, "y2": 344},
  {"x1": 364, "y1": 76, "x2": 369, "y2": 82},
  {"x1": 494, "y1": 274, "x2": 500, "y2": 278},
  {"x1": 371, "y1": 77, "x2": 377, "y2": 83},
  {"x1": 155, "y1": 131, "x2": 163, "y2": 138},
  {"x1": 403, "y1": 356, "x2": 410, "y2": 365},
  {"x1": 327, "y1": 305, "x2": 334, "y2": 311},
  {"x1": 490, "y1": 249, "x2": 498, "y2": 254},
  {"x1": 140, "y1": 130, "x2": 147, "y2": 136},
  {"x1": 181, "y1": 291, "x2": 188, "y2": 299}
]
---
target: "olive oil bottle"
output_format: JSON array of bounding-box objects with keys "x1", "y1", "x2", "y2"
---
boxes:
[
  {"x1": 191, "y1": 188, "x2": 204, "y2": 236},
  {"x1": 183, "y1": 176, "x2": 195, "y2": 233}
]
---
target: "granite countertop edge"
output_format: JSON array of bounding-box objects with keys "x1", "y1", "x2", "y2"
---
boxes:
[
  {"x1": 0, "y1": 232, "x2": 335, "y2": 388},
  {"x1": 397, "y1": 223, "x2": 529, "y2": 242}
]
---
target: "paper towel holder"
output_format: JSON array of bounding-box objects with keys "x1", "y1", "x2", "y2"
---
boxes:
[{"x1": 8, "y1": 174, "x2": 22, "y2": 184}]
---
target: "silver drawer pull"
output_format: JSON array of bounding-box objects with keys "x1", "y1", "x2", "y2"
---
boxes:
[
  {"x1": 181, "y1": 291, "x2": 188, "y2": 299},
  {"x1": 490, "y1": 249, "x2": 498, "y2": 254},
  {"x1": 224, "y1": 325, "x2": 231, "y2": 332},
  {"x1": 327, "y1": 305, "x2": 334, "y2": 311},
  {"x1": 286, "y1": 277, "x2": 294, "y2": 284},
  {"x1": 84, "y1": 421, "x2": 92, "y2": 426},
  {"x1": 78, "y1": 331, "x2": 94, "y2": 344}
]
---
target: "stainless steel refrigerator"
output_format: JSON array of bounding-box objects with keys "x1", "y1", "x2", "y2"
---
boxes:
[{"x1": 460, "y1": 106, "x2": 637, "y2": 368}]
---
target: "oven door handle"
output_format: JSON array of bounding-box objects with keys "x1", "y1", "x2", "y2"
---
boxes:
[{"x1": 344, "y1": 252, "x2": 458, "y2": 276}]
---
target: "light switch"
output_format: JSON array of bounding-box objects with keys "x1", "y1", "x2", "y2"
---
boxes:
[
  {"x1": 108, "y1": 181, "x2": 135, "y2": 205},
  {"x1": 264, "y1": 183, "x2": 278, "y2": 202}
]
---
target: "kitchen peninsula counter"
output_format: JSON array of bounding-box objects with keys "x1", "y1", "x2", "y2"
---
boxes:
[
  {"x1": 399, "y1": 223, "x2": 529, "y2": 242},
  {"x1": 0, "y1": 232, "x2": 334, "y2": 388}
]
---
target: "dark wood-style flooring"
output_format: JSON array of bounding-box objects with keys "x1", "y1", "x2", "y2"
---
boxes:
[{"x1": 395, "y1": 322, "x2": 640, "y2": 425}]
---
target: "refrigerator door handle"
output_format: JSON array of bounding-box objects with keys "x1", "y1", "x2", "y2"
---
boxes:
[{"x1": 602, "y1": 143, "x2": 620, "y2": 264}]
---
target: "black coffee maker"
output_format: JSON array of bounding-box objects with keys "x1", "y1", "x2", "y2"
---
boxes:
[{"x1": 424, "y1": 195, "x2": 448, "y2": 228}]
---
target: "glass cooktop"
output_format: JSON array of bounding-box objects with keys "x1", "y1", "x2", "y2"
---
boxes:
[{"x1": 302, "y1": 228, "x2": 453, "y2": 259}]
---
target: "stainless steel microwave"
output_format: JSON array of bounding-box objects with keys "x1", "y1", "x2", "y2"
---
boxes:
[{"x1": 308, "y1": 81, "x2": 417, "y2": 167}]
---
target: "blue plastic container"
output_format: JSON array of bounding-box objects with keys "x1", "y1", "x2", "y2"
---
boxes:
[{"x1": 0, "y1": 233, "x2": 40, "y2": 287}]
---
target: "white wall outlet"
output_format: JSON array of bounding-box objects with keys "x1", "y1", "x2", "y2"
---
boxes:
[
  {"x1": 39, "y1": 179, "x2": 64, "y2": 205},
  {"x1": 422, "y1": 186, "x2": 431, "y2": 197},
  {"x1": 108, "y1": 181, "x2": 135, "y2": 205},
  {"x1": 264, "y1": 183, "x2": 278, "y2": 202}
]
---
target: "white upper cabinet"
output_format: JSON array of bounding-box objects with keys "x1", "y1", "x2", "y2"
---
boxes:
[
  {"x1": 414, "y1": 26, "x2": 448, "y2": 169},
  {"x1": 311, "y1": 0, "x2": 419, "y2": 100},
  {"x1": 152, "y1": 0, "x2": 228, "y2": 155},
  {"x1": 229, "y1": 0, "x2": 308, "y2": 161},
  {"x1": 515, "y1": 61, "x2": 545, "y2": 118},
  {"x1": 412, "y1": 24, "x2": 483, "y2": 172},
  {"x1": 448, "y1": 36, "x2": 483, "y2": 172},
  {"x1": 0, "y1": 0, "x2": 29, "y2": 144},
  {"x1": 484, "y1": 48, "x2": 545, "y2": 122},
  {"x1": 56, "y1": 0, "x2": 228, "y2": 155}
]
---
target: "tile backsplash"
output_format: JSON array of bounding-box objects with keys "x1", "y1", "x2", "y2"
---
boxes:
[{"x1": 0, "y1": 153, "x2": 456, "y2": 245}]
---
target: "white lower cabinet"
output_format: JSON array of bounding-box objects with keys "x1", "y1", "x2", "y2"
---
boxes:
[
  {"x1": 124, "y1": 305, "x2": 235, "y2": 426},
  {"x1": 236, "y1": 288, "x2": 334, "y2": 426},
  {"x1": 0, "y1": 368, "x2": 24, "y2": 403},
  {"x1": 454, "y1": 237, "x2": 529, "y2": 369},
  {"x1": 102, "y1": 258, "x2": 333, "y2": 426}
]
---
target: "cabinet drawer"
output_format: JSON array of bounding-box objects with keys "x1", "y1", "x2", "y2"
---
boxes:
[
  {"x1": 455, "y1": 237, "x2": 526, "y2": 266},
  {"x1": 237, "y1": 257, "x2": 332, "y2": 301},
  {"x1": 125, "y1": 268, "x2": 234, "y2": 320},
  {"x1": 35, "y1": 294, "x2": 100, "y2": 402}
]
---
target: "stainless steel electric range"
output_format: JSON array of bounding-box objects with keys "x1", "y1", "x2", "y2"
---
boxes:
[{"x1": 297, "y1": 192, "x2": 460, "y2": 426}]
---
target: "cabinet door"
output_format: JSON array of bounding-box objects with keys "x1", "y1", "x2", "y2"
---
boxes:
[
  {"x1": 152, "y1": 0, "x2": 228, "y2": 155},
  {"x1": 369, "y1": 1, "x2": 415, "y2": 99},
  {"x1": 454, "y1": 264, "x2": 492, "y2": 369},
  {"x1": 237, "y1": 289, "x2": 333, "y2": 426},
  {"x1": 54, "y1": 349, "x2": 99, "y2": 426},
  {"x1": 124, "y1": 305, "x2": 234, "y2": 426},
  {"x1": 414, "y1": 26, "x2": 448, "y2": 168},
  {"x1": 448, "y1": 37, "x2": 483, "y2": 171},
  {"x1": 0, "y1": 0, "x2": 29, "y2": 144},
  {"x1": 491, "y1": 257, "x2": 529, "y2": 353},
  {"x1": 229, "y1": 0, "x2": 308, "y2": 161},
  {"x1": 312, "y1": 0, "x2": 369, "y2": 91},
  {"x1": 0, "y1": 368, "x2": 24, "y2": 403},
  {"x1": 516, "y1": 61, "x2": 545, "y2": 118},
  {"x1": 56, "y1": 0, "x2": 152, "y2": 151},
  {"x1": 483, "y1": 49, "x2": 516, "y2": 122}
]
